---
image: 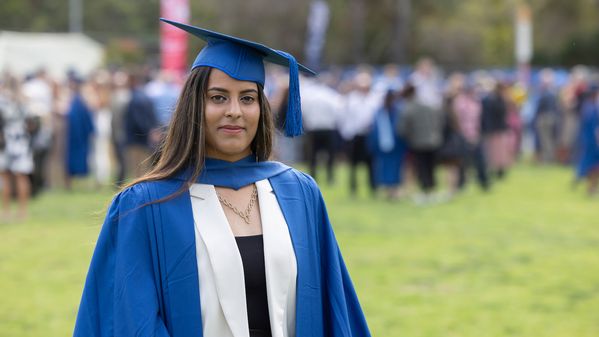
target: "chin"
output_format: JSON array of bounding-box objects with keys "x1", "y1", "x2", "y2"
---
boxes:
[
  {"x1": 222, "y1": 143, "x2": 251, "y2": 155},
  {"x1": 209, "y1": 142, "x2": 252, "y2": 160}
]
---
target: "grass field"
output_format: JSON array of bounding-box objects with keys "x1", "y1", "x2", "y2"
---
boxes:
[{"x1": 1, "y1": 164, "x2": 598, "y2": 337}]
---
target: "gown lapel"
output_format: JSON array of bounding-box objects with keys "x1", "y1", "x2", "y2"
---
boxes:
[{"x1": 189, "y1": 184, "x2": 249, "y2": 337}]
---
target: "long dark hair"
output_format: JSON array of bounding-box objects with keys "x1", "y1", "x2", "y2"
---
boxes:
[{"x1": 122, "y1": 66, "x2": 274, "y2": 201}]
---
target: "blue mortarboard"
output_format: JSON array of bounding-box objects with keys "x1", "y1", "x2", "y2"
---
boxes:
[{"x1": 160, "y1": 18, "x2": 316, "y2": 137}]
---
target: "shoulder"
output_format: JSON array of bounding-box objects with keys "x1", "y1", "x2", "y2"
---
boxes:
[
  {"x1": 109, "y1": 183, "x2": 152, "y2": 217},
  {"x1": 268, "y1": 167, "x2": 330, "y2": 224},
  {"x1": 115, "y1": 179, "x2": 184, "y2": 209},
  {"x1": 293, "y1": 168, "x2": 319, "y2": 190},
  {"x1": 273, "y1": 166, "x2": 322, "y2": 197}
]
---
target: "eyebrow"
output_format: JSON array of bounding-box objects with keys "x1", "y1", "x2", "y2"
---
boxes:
[{"x1": 207, "y1": 87, "x2": 259, "y2": 95}]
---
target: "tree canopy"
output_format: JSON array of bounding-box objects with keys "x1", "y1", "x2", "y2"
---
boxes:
[{"x1": 1, "y1": 0, "x2": 598, "y2": 68}]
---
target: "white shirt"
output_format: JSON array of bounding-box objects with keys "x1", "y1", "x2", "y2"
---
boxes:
[
  {"x1": 300, "y1": 81, "x2": 343, "y2": 131},
  {"x1": 338, "y1": 89, "x2": 383, "y2": 140},
  {"x1": 21, "y1": 77, "x2": 53, "y2": 118},
  {"x1": 410, "y1": 71, "x2": 442, "y2": 110}
]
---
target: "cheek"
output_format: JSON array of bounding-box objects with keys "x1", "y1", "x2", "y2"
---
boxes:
[
  {"x1": 246, "y1": 107, "x2": 261, "y2": 136},
  {"x1": 203, "y1": 105, "x2": 223, "y2": 148},
  {"x1": 204, "y1": 105, "x2": 221, "y2": 130}
]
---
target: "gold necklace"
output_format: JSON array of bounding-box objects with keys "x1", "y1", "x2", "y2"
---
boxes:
[{"x1": 216, "y1": 185, "x2": 258, "y2": 225}]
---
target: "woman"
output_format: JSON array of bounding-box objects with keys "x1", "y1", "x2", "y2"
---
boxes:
[
  {"x1": 65, "y1": 76, "x2": 95, "y2": 190},
  {"x1": 437, "y1": 73, "x2": 468, "y2": 197},
  {"x1": 0, "y1": 75, "x2": 33, "y2": 221},
  {"x1": 397, "y1": 83, "x2": 445, "y2": 202},
  {"x1": 368, "y1": 89, "x2": 406, "y2": 199},
  {"x1": 481, "y1": 82, "x2": 510, "y2": 179},
  {"x1": 452, "y1": 83, "x2": 489, "y2": 191},
  {"x1": 74, "y1": 19, "x2": 371, "y2": 337},
  {"x1": 88, "y1": 70, "x2": 114, "y2": 186},
  {"x1": 575, "y1": 85, "x2": 599, "y2": 196}
]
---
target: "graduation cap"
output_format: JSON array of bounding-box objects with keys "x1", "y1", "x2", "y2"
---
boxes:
[{"x1": 160, "y1": 18, "x2": 316, "y2": 137}]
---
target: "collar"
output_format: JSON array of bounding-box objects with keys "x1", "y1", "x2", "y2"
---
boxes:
[{"x1": 173, "y1": 155, "x2": 292, "y2": 190}]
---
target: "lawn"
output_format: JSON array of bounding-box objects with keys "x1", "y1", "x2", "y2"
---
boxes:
[{"x1": 1, "y1": 164, "x2": 598, "y2": 337}]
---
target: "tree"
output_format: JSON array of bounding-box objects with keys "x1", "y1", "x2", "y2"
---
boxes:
[{"x1": 1, "y1": 0, "x2": 599, "y2": 67}]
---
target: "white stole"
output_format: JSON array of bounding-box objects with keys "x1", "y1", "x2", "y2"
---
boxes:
[{"x1": 189, "y1": 179, "x2": 297, "y2": 337}]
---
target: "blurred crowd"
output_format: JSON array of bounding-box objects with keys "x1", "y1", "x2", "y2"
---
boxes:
[
  {"x1": 1, "y1": 58, "x2": 598, "y2": 220},
  {"x1": 289, "y1": 59, "x2": 599, "y2": 203},
  {"x1": 0, "y1": 67, "x2": 179, "y2": 220}
]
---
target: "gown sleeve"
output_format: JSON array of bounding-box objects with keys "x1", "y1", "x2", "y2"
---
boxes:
[
  {"x1": 73, "y1": 184, "x2": 171, "y2": 337},
  {"x1": 301, "y1": 173, "x2": 372, "y2": 337}
]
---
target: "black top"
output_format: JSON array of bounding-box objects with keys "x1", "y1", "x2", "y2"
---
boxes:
[{"x1": 234, "y1": 235, "x2": 272, "y2": 337}]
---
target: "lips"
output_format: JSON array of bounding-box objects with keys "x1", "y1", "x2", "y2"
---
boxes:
[{"x1": 218, "y1": 125, "x2": 245, "y2": 133}]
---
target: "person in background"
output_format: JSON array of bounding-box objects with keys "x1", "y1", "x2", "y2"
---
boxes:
[
  {"x1": 339, "y1": 70, "x2": 382, "y2": 196},
  {"x1": 21, "y1": 69, "x2": 54, "y2": 193},
  {"x1": 575, "y1": 84, "x2": 599, "y2": 196},
  {"x1": 534, "y1": 69, "x2": 561, "y2": 163},
  {"x1": 558, "y1": 71, "x2": 585, "y2": 164},
  {"x1": 65, "y1": 76, "x2": 95, "y2": 190},
  {"x1": 410, "y1": 57, "x2": 443, "y2": 111},
  {"x1": 124, "y1": 71, "x2": 160, "y2": 178},
  {"x1": 398, "y1": 83, "x2": 445, "y2": 204},
  {"x1": 453, "y1": 82, "x2": 489, "y2": 191},
  {"x1": 145, "y1": 70, "x2": 180, "y2": 127},
  {"x1": 505, "y1": 80, "x2": 525, "y2": 165},
  {"x1": 110, "y1": 71, "x2": 131, "y2": 187},
  {"x1": 368, "y1": 89, "x2": 406, "y2": 200},
  {"x1": 437, "y1": 72, "x2": 469, "y2": 198},
  {"x1": 88, "y1": 70, "x2": 113, "y2": 186},
  {"x1": 300, "y1": 75, "x2": 342, "y2": 185},
  {"x1": 481, "y1": 81, "x2": 510, "y2": 179},
  {"x1": 46, "y1": 75, "x2": 71, "y2": 189},
  {"x1": 0, "y1": 75, "x2": 33, "y2": 221}
]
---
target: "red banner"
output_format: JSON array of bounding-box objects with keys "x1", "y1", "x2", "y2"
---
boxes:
[{"x1": 160, "y1": 0, "x2": 190, "y2": 74}]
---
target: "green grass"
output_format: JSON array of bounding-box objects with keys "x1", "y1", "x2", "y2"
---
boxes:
[{"x1": 1, "y1": 164, "x2": 598, "y2": 337}]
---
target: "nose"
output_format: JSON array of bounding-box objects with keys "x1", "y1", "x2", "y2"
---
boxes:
[{"x1": 225, "y1": 99, "x2": 242, "y2": 119}]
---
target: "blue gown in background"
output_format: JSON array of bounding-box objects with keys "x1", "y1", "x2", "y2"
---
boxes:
[
  {"x1": 576, "y1": 100, "x2": 599, "y2": 178},
  {"x1": 73, "y1": 156, "x2": 371, "y2": 337},
  {"x1": 368, "y1": 106, "x2": 406, "y2": 187},
  {"x1": 66, "y1": 93, "x2": 95, "y2": 176}
]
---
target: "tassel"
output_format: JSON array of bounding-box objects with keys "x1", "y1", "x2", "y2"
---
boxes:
[{"x1": 280, "y1": 51, "x2": 303, "y2": 137}]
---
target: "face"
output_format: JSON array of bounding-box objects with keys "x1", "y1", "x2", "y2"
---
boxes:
[{"x1": 204, "y1": 68, "x2": 261, "y2": 162}]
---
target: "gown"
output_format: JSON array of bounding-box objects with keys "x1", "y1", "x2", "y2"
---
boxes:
[
  {"x1": 576, "y1": 100, "x2": 599, "y2": 178},
  {"x1": 368, "y1": 106, "x2": 406, "y2": 187},
  {"x1": 73, "y1": 156, "x2": 371, "y2": 337},
  {"x1": 66, "y1": 93, "x2": 95, "y2": 176}
]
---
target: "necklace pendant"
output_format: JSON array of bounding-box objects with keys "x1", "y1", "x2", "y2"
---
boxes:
[{"x1": 216, "y1": 185, "x2": 257, "y2": 226}]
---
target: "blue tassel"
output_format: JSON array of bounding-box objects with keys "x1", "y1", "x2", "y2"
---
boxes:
[{"x1": 280, "y1": 51, "x2": 303, "y2": 137}]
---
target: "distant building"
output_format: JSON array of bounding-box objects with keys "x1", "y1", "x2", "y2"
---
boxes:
[{"x1": 0, "y1": 31, "x2": 104, "y2": 78}]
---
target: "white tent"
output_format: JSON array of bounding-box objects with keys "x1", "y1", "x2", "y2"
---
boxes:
[{"x1": 0, "y1": 31, "x2": 104, "y2": 79}]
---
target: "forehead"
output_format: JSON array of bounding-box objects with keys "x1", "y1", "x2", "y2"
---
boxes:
[{"x1": 208, "y1": 68, "x2": 258, "y2": 91}]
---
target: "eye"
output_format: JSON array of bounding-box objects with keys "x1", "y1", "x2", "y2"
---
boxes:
[
  {"x1": 240, "y1": 95, "x2": 256, "y2": 104},
  {"x1": 210, "y1": 95, "x2": 227, "y2": 104}
]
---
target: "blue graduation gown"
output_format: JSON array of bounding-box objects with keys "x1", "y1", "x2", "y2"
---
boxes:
[
  {"x1": 73, "y1": 162, "x2": 371, "y2": 337},
  {"x1": 368, "y1": 107, "x2": 406, "y2": 187},
  {"x1": 66, "y1": 94, "x2": 95, "y2": 176},
  {"x1": 576, "y1": 101, "x2": 599, "y2": 178}
]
